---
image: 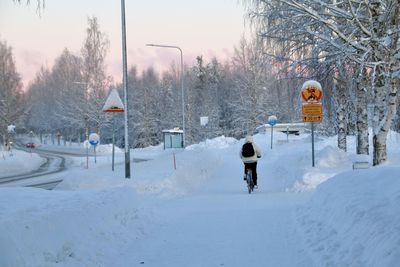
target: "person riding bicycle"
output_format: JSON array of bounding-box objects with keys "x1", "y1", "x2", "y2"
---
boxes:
[{"x1": 240, "y1": 135, "x2": 262, "y2": 187}]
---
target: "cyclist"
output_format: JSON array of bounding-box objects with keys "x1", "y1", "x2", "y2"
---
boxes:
[{"x1": 240, "y1": 135, "x2": 262, "y2": 187}]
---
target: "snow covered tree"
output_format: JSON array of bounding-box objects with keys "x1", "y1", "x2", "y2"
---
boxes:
[
  {"x1": 229, "y1": 38, "x2": 271, "y2": 137},
  {"x1": 183, "y1": 56, "x2": 228, "y2": 143},
  {"x1": 333, "y1": 60, "x2": 351, "y2": 151},
  {"x1": 134, "y1": 68, "x2": 162, "y2": 147},
  {"x1": 126, "y1": 66, "x2": 141, "y2": 148},
  {"x1": 204, "y1": 58, "x2": 225, "y2": 139},
  {"x1": 245, "y1": 0, "x2": 400, "y2": 165},
  {"x1": 355, "y1": 67, "x2": 370, "y2": 155},
  {"x1": 159, "y1": 67, "x2": 182, "y2": 132},
  {"x1": 0, "y1": 40, "x2": 25, "y2": 144},
  {"x1": 26, "y1": 67, "x2": 54, "y2": 135},
  {"x1": 48, "y1": 49, "x2": 84, "y2": 142},
  {"x1": 81, "y1": 16, "x2": 110, "y2": 137}
]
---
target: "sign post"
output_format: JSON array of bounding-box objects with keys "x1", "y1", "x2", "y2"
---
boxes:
[
  {"x1": 29, "y1": 131, "x2": 34, "y2": 154},
  {"x1": 56, "y1": 132, "x2": 61, "y2": 146},
  {"x1": 267, "y1": 115, "x2": 277, "y2": 149},
  {"x1": 89, "y1": 133, "x2": 100, "y2": 164},
  {"x1": 301, "y1": 80, "x2": 323, "y2": 167},
  {"x1": 83, "y1": 140, "x2": 90, "y2": 168},
  {"x1": 102, "y1": 89, "x2": 125, "y2": 171}
]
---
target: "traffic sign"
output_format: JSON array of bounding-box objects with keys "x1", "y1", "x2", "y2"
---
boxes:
[
  {"x1": 89, "y1": 133, "x2": 100, "y2": 146},
  {"x1": 302, "y1": 103, "x2": 322, "y2": 115},
  {"x1": 268, "y1": 115, "x2": 277, "y2": 126},
  {"x1": 104, "y1": 107, "x2": 124, "y2": 112},
  {"x1": 303, "y1": 115, "x2": 322, "y2": 122},
  {"x1": 301, "y1": 80, "x2": 323, "y2": 103},
  {"x1": 103, "y1": 89, "x2": 124, "y2": 113}
]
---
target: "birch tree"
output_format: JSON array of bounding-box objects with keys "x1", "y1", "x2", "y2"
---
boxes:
[
  {"x1": 0, "y1": 40, "x2": 25, "y2": 144},
  {"x1": 26, "y1": 67, "x2": 54, "y2": 135},
  {"x1": 230, "y1": 38, "x2": 271, "y2": 136},
  {"x1": 81, "y1": 16, "x2": 110, "y2": 136},
  {"x1": 245, "y1": 0, "x2": 400, "y2": 165},
  {"x1": 334, "y1": 60, "x2": 350, "y2": 151},
  {"x1": 49, "y1": 49, "x2": 84, "y2": 141}
]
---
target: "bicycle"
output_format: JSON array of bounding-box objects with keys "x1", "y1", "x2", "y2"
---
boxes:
[{"x1": 245, "y1": 168, "x2": 254, "y2": 194}]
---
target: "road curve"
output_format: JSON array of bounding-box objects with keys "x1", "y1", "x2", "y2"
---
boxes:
[{"x1": 0, "y1": 147, "x2": 66, "y2": 189}]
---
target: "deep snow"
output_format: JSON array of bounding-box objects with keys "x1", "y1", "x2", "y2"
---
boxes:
[{"x1": 0, "y1": 131, "x2": 399, "y2": 266}]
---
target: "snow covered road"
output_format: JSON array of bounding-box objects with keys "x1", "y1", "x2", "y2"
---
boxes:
[{"x1": 118, "y1": 136, "x2": 316, "y2": 266}]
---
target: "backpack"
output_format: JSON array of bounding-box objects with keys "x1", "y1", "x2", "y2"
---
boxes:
[{"x1": 242, "y1": 142, "x2": 255, "y2": 157}]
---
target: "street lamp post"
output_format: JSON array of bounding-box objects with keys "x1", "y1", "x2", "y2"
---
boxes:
[
  {"x1": 121, "y1": 0, "x2": 131, "y2": 178},
  {"x1": 84, "y1": 115, "x2": 89, "y2": 169},
  {"x1": 146, "y1": 43, "x2": 185, "y2": 147}
]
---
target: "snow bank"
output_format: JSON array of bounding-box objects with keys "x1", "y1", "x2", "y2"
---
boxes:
[
  {"x1": 298, "y1": 166, "x2": 400, "y2": 267},
  {"x1": 266, "y1": 143, "x2": 353, "y2": 192},
  {"x1": 129, "y1": 136, "x2": 234, "y2": 198},
  {"x1": 297, "y1": 145, "x2": 352, "y2": 190},
  {"x1": 95, "y1": 143, "x2": 123, "y2": 154},
  {"x1": 0, "y1": 186, "x2": 151, "y2": 267},
  {"x1": 0, "y1": 149, "x2": 44, "y2": 177},
  {"x1": 186, "y1": 135, "x2": 238, "y2": 150}
]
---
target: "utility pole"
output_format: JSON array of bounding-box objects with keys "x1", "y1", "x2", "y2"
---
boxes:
[{"x1": 120, "y1": 0, "x2": 131, "y2": 178}]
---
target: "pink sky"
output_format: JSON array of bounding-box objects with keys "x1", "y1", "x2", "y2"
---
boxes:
[{"x1": 0, "y1": 0, "x2": 247, "y2": 88}]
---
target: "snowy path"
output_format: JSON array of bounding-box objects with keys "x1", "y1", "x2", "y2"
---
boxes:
[
  {"x1": 126, "y1": 194, "x2": 314, "y2": 266},
  {"x1": 122, "y1": 141, "x2": 316, "y2": 267}
]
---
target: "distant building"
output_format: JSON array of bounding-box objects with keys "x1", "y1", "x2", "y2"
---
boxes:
[{"x1": 162, "y1": 128, "x2": 184, "y2": 149}]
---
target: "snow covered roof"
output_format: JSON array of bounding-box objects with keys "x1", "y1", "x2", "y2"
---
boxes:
[{"x1": 162, "y1": 128, "x2": 184, "y2": 134}]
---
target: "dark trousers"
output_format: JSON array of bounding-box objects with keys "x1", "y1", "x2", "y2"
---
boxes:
[{"x1": 244, "y1": 162, "x2": 258, "y2": 185}]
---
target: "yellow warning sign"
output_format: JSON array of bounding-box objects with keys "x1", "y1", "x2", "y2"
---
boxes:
[
  {"x1": 303, "y1": 115, "x2": 322, "y2": 122},
  {"x1": 302, "y1": 103, "x2": 322, "y2": 115}
]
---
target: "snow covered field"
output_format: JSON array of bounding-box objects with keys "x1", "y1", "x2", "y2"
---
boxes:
[{"x1": 0, "y1": 131, "x2": 399, "y2": 266}]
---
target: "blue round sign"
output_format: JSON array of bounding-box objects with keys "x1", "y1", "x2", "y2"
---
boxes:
[
  {"x1": 89, "y1": 140, "x2": 99, "y2": 146},
  {"x1": 89, "y1": 133, "x2": 100, "y2": 146},
  {"x1": 268, "y1": 115, "x2": 277, "y2": 126}
]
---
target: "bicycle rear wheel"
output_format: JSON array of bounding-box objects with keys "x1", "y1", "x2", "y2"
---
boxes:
[{"x1": 246, "y1": 169, "x2": 254, "y2": 194}]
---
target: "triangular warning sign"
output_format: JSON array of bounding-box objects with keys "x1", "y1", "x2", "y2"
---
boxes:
[{"x1": 102, "y1": 89, "x2": 124, "y2": 112}]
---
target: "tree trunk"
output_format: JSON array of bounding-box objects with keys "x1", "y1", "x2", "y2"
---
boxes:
[
  {"x1": 336, "y1": 80, "x2": 347, "y2": 151},
  {"x1": 356, "y1": 70, "x2": 369, "y2": 155},
  {"x1": 335, "y1": 62, "x2": 349, "y2": 151},
  {"x1": 372, "y1": 62, "x2": 387, "y2": 165},
  {"x1": 372, "y1": 76, "x2": 398, "y2": 165},
  {"x1": 370, "y1": 0, "x2": 390, "y2": 166}
]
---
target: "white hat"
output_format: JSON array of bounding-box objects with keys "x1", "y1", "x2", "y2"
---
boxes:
[{"x1": 245, "y1": 135, "x2": 253, "y2": 143}]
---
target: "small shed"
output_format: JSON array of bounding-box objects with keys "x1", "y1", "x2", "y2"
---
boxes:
[{"x1": 162, "y1": 128, "x2": 184, "y2": 149}]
